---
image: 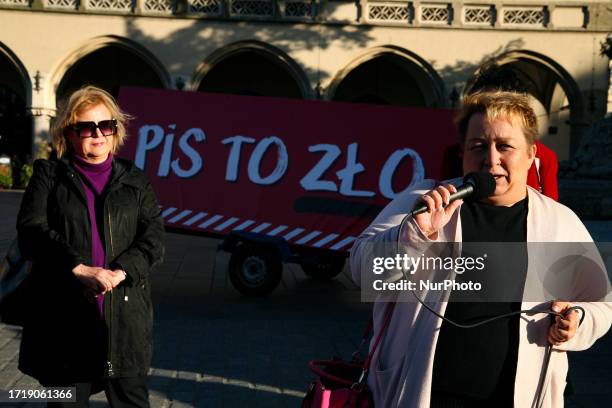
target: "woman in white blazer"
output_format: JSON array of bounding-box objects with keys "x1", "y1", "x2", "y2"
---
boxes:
[{"x1": 350, "y1": 91, "x2": 611, "y2": 407}]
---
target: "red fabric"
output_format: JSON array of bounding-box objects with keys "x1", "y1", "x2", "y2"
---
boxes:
[
  {"x1": 440, "y1": 140, "x2": 559, "y2": 201},
  {"x1": 528, "y1": 141, "x2": 558, "y2": 201}
]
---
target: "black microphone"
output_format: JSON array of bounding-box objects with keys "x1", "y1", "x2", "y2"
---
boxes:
[{"x1": 411, "y1": 172, "x2": 496, "y2": 217}]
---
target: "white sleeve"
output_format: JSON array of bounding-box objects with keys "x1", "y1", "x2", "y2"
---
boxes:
[{"x1": 349, "y1": 180, "x2": 441, "y2": 287}]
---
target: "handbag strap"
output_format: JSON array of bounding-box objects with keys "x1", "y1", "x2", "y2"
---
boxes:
[
  {"x1": 351, "y1": 315, "x2": 375, "y2": 361},
  {"x1": 351, "y1": 302, "x2": 395, "y2": 388},
  {"x1": 357, "y1": 301, "x2": 396, "y2": 382},
  {"x1": 361, "y1": 317, "x2": 374, "y2": 341}
]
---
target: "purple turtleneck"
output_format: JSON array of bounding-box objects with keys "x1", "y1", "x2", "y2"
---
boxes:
[{"x1": 72, "y1": 154, "x2": 113, "y2": 318}]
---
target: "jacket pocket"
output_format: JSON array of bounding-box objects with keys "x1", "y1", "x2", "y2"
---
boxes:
[
  {"x1": 374, "y1": 357, "x2": 404, "y2": 401},
  {"x1": 113, "y1": 282, "x2": 153, "y2": 373}
]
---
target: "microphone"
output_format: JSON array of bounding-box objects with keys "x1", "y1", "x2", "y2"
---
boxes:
[{"x1": 411, "y1": 172, "x2": 496, "y2": 217}]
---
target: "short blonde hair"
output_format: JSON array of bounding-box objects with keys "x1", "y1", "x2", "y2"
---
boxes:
[
  {"x1": 51, "y1": 86, "x2": 131, "y2": 158},
  {"x1": 455, "y1": 91, "x2": 538, "y2": 146}
]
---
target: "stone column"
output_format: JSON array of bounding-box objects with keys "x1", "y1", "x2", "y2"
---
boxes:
[{"x1": 28, "y1": 107, "x2": 55, "y2": 159}]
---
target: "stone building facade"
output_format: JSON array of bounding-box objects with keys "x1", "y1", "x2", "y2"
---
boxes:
[{"x1": 0, "y1": 0, "x2": 611, "y2": 162}]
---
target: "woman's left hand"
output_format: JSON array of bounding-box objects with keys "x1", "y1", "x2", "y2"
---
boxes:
[
  {"x1": 548, "y1": 301, "x2": 578, "y2": 346},
  {"x1": 82, "y1": 270, "x2": 126, "y2": 302},
  {"x1": 110, "y1": 269, "x2": 127, "y2": 287}
]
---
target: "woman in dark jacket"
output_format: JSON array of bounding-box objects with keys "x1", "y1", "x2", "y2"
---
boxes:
[{"x1": 17, "y1": 86, "x2": 164, "y2": 407}]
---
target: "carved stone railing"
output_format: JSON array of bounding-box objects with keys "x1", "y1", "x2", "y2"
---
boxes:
[
  {"x1": 282, "y1": 0, "x2": 314, "y2": 19},
  {"x1": 87, "y1": 0, "x2": 133, "y2": 12},
  {"x1": 0, "y1": 0, "x2": 607, "y2": 31},
  {"x1": 188, "y1": 0, "x2": 221, "y2": 15},
  {"x1": 229, "y1": 0, "x2": 273, "y2": 17},
  {"x1": 0, "y1": 0, "x2": 29, "y2": 7},
  {"x1": 462, "y1": 4, "x2": 494, "y2": 26},
  {"x1": 143, "y1": 0, "x2": 173, "y2": 13},
  {"x1": 367, "y1": 2, "x2": 413, "y2": 24},
  {"x1": 44, "y1": 0, "x2": 78, "y2": 10},
  {"x1": 418, "y1": 3, "x2": 451, "y2": 25},
  {"x1": 360, "y1": 1, "x2": 594, "y2": 29},
  {"x1": 502, "y1": 6, "x2": 548, "y2": 27}
]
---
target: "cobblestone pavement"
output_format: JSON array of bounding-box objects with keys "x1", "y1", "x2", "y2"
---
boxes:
[{"x1": 1, "y1": 191, "x2": 611, "y2": 407}]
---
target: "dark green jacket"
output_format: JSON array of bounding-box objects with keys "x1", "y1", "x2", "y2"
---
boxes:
[{"x1": 16, "y1": 156, "x2": 164, "y2": 383}]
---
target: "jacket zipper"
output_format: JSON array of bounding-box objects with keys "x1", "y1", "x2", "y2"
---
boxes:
[
  {"x1": 108, "y1": 208, "x2": 115, "y2": 256},
  {"x1": 106, "y1": 209, "x2": 115, "y2": 378}
]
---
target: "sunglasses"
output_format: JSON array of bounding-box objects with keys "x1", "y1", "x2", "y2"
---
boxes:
[{"x1": 64, "y1": 119, "x2": 118, "y2": 139}]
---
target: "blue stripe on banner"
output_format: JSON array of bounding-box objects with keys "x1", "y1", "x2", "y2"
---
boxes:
[
  {"x1": 183, "y1": 212, "x2": 207, "y2": 226},
  {"x1": 161, "y1": 207, "x2": 177, "y2": 218},
  {"x1": 214, "y1": 217, "x2": 240, "y2": 231},
  {"x1": 198, "y1": 215, "x2": 224, "y2": 229},
  {"x1": 251, "y1": 223, "x2": 271, "y2": 233},
  {"x1": 160, "y1": 208, "x2": 350, "y2": 251},
  {"x1": 284, "y1": 228, "x2": 304, "y2": 240},
  {"x1": 295, "y1": 231, "x2": 322, "y2": 245},
  {"x1": 233, "y1": 220, "x2": 256, "y2": 231},
  {"x1": 312, "y1": 234, "x2": 339, "y2": 248},
  {"x1": 168, "y1": 210, "x2": 192, "y2": 223},
  {"x1": 267, "y1": 225, "x2": 288, "y2": 236}
]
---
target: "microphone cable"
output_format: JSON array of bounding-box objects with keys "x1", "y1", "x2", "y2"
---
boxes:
[
  {"x1": 393, "y1": 215, "x2": 586, "y2": 408},
  {"x1": 399, "y1": 266, "x2": 585, "y2": 408},
  {"x1": 406, "y1": 285, "x2": 585, "y2": 329}
]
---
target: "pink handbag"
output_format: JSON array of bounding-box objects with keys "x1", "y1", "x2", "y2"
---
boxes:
[{"x1": 302, "y1": 303, "x2": 396, "y2": 408}]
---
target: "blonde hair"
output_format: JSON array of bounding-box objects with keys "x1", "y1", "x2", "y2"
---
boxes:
[
  {"x1": 455, "y1": 91, "x2": 538, "y2": 146},
  {"x1": 51, "y1": 86, "x2": 132, "y2": 158}
]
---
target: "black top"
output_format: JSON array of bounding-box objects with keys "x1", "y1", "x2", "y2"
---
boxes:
[{"x1": 431, "y1": 197, "x2": 528, "y2": 406}]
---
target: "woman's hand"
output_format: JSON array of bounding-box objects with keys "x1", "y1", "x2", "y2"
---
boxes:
[
  {"x1": 414, "y1": 184, "x2": 463, "y2": 240},
  {"x1": 72, "y1": 264, "x2": 117, "y2": 293},
  {"x1": 79, "y1": 269, "x2": 126, "y2": 302},
  {"x1": 110, "y1": 269, "x2": 127, "y2": 287},
  {"x1": 548, "y1": 301, "x2": 579, "y2": 346}
]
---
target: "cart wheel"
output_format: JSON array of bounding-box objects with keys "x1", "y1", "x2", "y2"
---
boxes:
[
  {"x1": 301, "y1": 255, "x2": 345, "y2": 280},
  {"x1": 229, "y1": 245, "x2": 282, "y2": 296}
]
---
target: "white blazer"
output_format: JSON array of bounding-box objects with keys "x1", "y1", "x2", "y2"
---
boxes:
[{"x1": 350, "y1": 180, "x2": 612, "y2": 408}]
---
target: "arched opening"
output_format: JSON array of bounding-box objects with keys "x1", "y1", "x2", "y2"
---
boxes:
[
  {"x1": 500, "y1": 61, "x2": 571, "y2": 160},
  {"x1": 55, "y1": 43, "x2": 167, "y2": 103},
  {"x1": 329, "y1": 48, "x2": 445, "y2": 108},
  {"x1": 194, "y1": 42, "x2": 309, "y2": 99},
  {"x1": 196, "y1": 52, "x2": 303, "y2": 98},
  {"x1": 0, "y1": 45, "x2": 31, "y2": 165},
  {"x1": 470, "y1": 52, "x2": 584, "y2": 160}
]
